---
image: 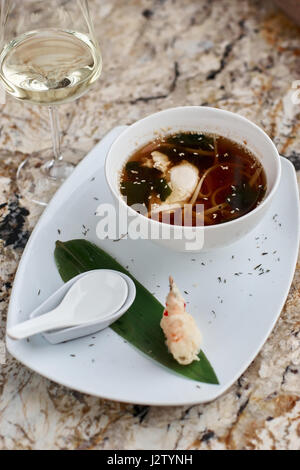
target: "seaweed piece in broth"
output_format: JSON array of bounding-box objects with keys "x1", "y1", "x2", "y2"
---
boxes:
[
  {"x1": 120, "y1": 181, "x2": 150, "y2": 207},
  {"x1": 121, "y1": 161, "x2": 172, "y2": 206},
  {"x1": 167, "y1": 132, "x2": 215, "y2": 151},
  {"x1": 226, "y1": 182, "x2": 264, "y2": 213}
]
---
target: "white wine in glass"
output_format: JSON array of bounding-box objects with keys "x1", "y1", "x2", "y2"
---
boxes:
[{"x1": 0, "y1": 0, "x2": 102, "y2": 205}]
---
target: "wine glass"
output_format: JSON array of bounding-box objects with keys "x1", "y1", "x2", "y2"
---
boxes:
[{"x1": 0, "y1": 0, "x2": 102, "y2": 205}]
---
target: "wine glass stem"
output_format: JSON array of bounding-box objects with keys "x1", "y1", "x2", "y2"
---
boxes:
[{"x1": 49, "y1": 106, "x2": 62, "y2": 161}]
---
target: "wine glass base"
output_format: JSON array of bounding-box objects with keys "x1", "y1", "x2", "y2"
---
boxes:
[{"x1": 17, "y1": 147, "x2": 85, "y2": 206}]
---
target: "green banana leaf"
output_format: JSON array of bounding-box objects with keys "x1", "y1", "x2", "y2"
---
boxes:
[{"x1": 54, "y1": 239, "x2": 219, "y2": 385}]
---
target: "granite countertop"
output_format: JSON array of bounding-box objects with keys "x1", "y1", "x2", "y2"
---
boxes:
[{"x1": 0, "y1": 0, "x2": 300, "y2": 450}]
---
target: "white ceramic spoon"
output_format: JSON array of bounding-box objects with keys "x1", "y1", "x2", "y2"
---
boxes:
[{"x1": 7, "y1": 270, "x2": 129, "y2": 340}]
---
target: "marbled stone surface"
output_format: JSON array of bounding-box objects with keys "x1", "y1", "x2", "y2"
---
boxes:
[{"x1": 0, "y1": 0, "x2": 300, "y2": 450}]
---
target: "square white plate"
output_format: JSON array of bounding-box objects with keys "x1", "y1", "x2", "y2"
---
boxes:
[{"x1": 6, "y1": 127, "x2": 300, "y2": 406}]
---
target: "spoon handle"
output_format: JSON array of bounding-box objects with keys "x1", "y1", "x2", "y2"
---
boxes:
[{"x1": 7, "y1": 311, "x2": 72, "y2": 340}]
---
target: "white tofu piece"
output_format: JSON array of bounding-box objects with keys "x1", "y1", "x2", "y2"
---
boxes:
[
  {"x1": 167, "y1": 161, "x2": 199, "y2": 204},
  {"x1": 151, "y1": 151, "x2": 170, "y2": 173}
]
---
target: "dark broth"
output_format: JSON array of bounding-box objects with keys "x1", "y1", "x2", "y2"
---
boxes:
[{"x1": 120, "y1": 132, "x2": 267, "y2": 226}]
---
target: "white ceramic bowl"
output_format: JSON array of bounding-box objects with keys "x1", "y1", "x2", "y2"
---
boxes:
[{"x1": 105, "y1": 106, "x2": 281, "y2": 252}]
